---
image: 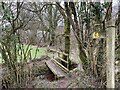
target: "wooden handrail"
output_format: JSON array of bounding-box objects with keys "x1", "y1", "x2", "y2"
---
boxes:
[
  {"x1": 48, "y1": 48, "x2": 68, "y2": 56},
  {"x1": 52, "y1": 59, "x2": 69, "y2": 73},
  {"x1": 56, "y1": 57, "x2": 69, "y2": 64}
]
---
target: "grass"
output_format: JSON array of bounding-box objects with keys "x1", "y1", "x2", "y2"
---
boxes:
[{"x1": 0, "y1": 44, "x2": 47, "y2": 64}]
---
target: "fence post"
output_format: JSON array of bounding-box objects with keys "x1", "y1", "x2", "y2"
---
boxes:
[{"x1": 106, "y1": 20, "x2": 115, "y2": 88}]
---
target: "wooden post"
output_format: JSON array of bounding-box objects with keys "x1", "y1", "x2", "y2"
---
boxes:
[
  {"x1": 106, "y1": 20, "x2": 115, "y2": 88},
  {"x1": 67, "y1": 56, "x2": 69, "y2": 70}
]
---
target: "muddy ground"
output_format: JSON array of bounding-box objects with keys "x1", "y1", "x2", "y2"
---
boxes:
[{"x1": 0, "y1": 55, "x2": 120, "y2": 88}]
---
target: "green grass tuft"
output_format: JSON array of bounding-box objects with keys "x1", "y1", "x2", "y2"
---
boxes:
[{"x1": 0, "y1": 44, "x2": 47, "y2": 64}]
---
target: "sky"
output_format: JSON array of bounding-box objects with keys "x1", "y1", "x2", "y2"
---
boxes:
[
  {"x1": 0, "y1": 0, "x2": 119, "y2": 25},
  {"x1": 113, "y1": 0, "x2": 119, "y2": 6},
  {"x1": 0, "y1": 0, "x2": 119, "y2": 3}
]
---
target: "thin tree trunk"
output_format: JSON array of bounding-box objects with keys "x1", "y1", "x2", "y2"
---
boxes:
[
  {"x1": 62, "y1": 17, "x2": 71, "y2": 69},
  {"x1": 62, "y1": 2, "x2": 71, "y2": 69},
  {"x1": 69, "y1": 2, "x2": 87, "y2": 70}
]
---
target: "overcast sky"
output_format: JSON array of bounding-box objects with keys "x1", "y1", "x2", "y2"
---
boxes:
[{"x1": 113, "y1": 0, "x2": 119, "y2": 6}]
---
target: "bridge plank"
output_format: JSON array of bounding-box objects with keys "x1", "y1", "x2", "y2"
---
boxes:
[
  {"x1": 45, "y1": 60, "x2": 67, "y2": 78},
  {"x1": 52, "y1": 59, "x2": 69, "y2": 73}
]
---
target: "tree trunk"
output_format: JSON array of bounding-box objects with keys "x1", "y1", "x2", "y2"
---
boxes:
[
  {"x1": 57, "y1": 2, "x2": 87, "y2": 70},
  {"x1": 48, "y1": 4, "x2": 56, "y2": 46},
  {"x1": 62, "y1": 2, "x2": 71, "y2": 69},
  {"x1": 30, "y1": 29, "x2": 37, "y2": 45},
  {"x1": 69, "y1": 2, "x2": 87, "y2": 70},
  {"x1": 62, "y1": 17, "x2": 71, "y2": 69}
]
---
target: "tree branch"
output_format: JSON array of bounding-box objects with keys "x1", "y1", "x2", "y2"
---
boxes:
[{"x1": 56, "y1": 2, "x2": 66, "y2": 19}]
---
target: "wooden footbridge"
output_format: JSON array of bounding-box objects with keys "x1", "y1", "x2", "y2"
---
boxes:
[{"x1": 45, "y1": 48, "x2": 69, "y2": 78}]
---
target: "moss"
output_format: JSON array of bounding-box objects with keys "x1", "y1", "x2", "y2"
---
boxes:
[{"x1": 62, "y1": 17, "x2": 71, "y2": 68}]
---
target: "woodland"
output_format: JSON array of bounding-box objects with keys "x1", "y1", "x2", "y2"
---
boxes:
[{"x1": 0, "y1": 1, "x2": 120, "y2": 88}]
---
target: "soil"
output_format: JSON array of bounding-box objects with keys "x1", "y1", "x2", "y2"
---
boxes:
[
  {"x1": 0, "y1": 57, "x2": 103, "y2": 88},
  {"x1": 1, "y1": 55, "x2": 120, "y2": 88},
  {"x1": 0, "y1": 64, "x2": 2, "y2": 88}
]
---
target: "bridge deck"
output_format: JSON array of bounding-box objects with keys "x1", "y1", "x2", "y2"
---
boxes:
[{"x1": 45, "y1": 60, "x2": 67, "y2": 78}]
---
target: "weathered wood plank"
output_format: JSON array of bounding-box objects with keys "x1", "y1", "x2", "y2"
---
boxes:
[
  {"x1": 45, "y1": 60, "x2": 67, "y2": 78},
  {"x1": 56, "y1": 57, "x2": 69, "y2": 64},
  {"x1": 47, "y1": 48, "x2": 68, "y2": 56},
  {"x1": 52, "y1": 59, "x2": 69, "y2": 73}
]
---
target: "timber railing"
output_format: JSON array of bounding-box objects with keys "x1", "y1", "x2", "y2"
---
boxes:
[{"x1": 47, "y1": 48, "x2": 69, "y2": 69}]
